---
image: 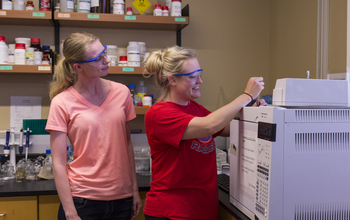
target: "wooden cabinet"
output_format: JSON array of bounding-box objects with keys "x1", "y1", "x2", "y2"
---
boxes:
[
  {"x1": 0, "y1": 196, "x2": 37, "y2": 220},
  {"x1": 38, "y1": 195, "x2": 60, "y2": 220}
]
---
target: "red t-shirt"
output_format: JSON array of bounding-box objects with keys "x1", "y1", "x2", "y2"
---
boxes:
[{"x1": 144, "y1": 100, "x2": 220, "y2": 220}]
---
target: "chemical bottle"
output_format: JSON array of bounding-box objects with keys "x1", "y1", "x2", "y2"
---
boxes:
[
  {"x1": 14, "y1": 43, "x2": 26, "y2": 65},
  {"x1": 128, "y1": 84, "x2": 137, "y2": 106},
  {"x1": 26, "y1": 1, "x2": 34, "y2": 10},
  {"x1": 137, "y1": 80, "x2": 147, "y2": 102},
  {"x1": 127, "y1": 41, "x2": 140, "y2": 67},
  {"x1": 43, "y1": 149, "x2": 54, "y2": 178},
  {"x1": 2, "y1": 0, "x2": 12, "y2": 10},
  {"x1": 91, "y1": 0, "x2": 110, "y2": 13},
  {"x1": 39, "y1": 0, "x2": 51, "y2": 11},
  {"x1": 42, "y1": 45, "x2": 53, "y2": 64},
  {"x1": 60, "y1": 0, "x2": 74, "y2": 12},
  {"x1": 112, "y1": 0, "x2": 124, "y2": 14},
  {"x1": 77, "y1": 0, "x2": 91, "y2": 12},
  {"x1": 118, "y1": 55, "x2": 127, "y2": 66},
  {"x1": 153, "y1": 4, "x2": 162, "y2": 16},
  {"x1": 30, "y1": 38, "x2": 43, "y2": 52},
  {"x1": 0, "y1": 36, "x2": 8, "y2": 64},
  {"x1": 162, "y1": 6, "x2": 169, "y2": 16},
  {"x1": 170, "y1": 0, "x2": 181, "y2": 16},
  {"x1": 26, "y1": 47, "x2": 35, "y2": 65},
  {"x1": 42, "y1": 54, "x2": 50, "y2": 65},
  {"x1": 8, "y1": 44, "x2": 15, "y2": 64},
  {"x1": 126, "y1": 6, "x2": 132, "y2": 15},
  {"x1": 14, "y1": 0, "x2": 25, "y2": 10},
  {"x1": 142, "y1": 94, "x2": 152, "y2": 107}
]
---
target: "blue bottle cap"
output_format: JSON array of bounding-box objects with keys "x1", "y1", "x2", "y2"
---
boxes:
[
  {"x1": 46, "y1": 149, "x2": 51, "y2": 154},
  {"x1": 128, "y1": 84, "x2": 136, "y2": 89},
  {"x1": 42, "y1": 45, "x2": 50, "y2": 50}
]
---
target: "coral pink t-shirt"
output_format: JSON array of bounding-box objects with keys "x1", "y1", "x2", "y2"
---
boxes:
[
  {"x1": 46, "y1": 81, "x2": 136, "y2": 200},
  {"x1": 144, "y1": 101, "x2": 220, "y2": 220}
]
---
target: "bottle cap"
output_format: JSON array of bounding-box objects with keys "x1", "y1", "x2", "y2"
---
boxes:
[
  {"x1": 43, "y1": 54, "x2": 49, "y2": 57},
  {"x1": 128, "y1": 84, "x2": 136, "y2": 89},
  {"x1": 30, "y1": 38, "x2": 41, "y2": 45},
  {"x1": 119, "y1": 56, "x2": 127, "y2": 61},
  {"x1": 137, "y1": 102, "x2": 142, "y2": 106},
  {"x1": 127, "y1": 7, "x2": 132, "y2": 11},
  {"x1": 0, "y1": 36, "x2": 5, "y2": 42},
  {"x1": 172, "y1": 0, "x2": 181, "y2": 2},
  {"x1": 46, "y1": 149, "x2": 51, "y2": 154},
  {"x1": 42, "y1": 45, "x2": 50, "y2": 50},
  {"x1": 15, "y1": 43, "x2": 26, "y2": 49},
  {"x1": 154, "y1": 4, "x2": 161, "y2": 9},
  {"x1": 27, "y1": 1, "x2": 33, "y2": 3},
  {"x1": 162, "y1": 6, "x2": 168, "y2": 10},
  {"x1": 144, "y1": 94, "x2": 151, "y2": 97}
]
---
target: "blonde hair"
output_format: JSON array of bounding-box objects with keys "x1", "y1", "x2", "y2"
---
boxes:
[
  {"x1": 144, "y1": 46, "x2": 196, "y2": 101},
  {"x1": 49, "y1": 32, "x2": 99, "y2": 99}
]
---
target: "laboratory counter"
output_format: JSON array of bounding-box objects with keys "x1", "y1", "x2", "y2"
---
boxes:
[{"x1": 0, "y1": 175, "x2": 250, "y2": 220}]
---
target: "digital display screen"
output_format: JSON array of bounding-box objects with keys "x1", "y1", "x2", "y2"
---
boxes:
[{"x1": 258, "y1": 122, "x2": 276, "y2": 142}]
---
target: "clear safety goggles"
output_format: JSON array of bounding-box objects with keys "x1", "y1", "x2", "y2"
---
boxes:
[
  {"x1": 76, "y1": 45, "x2": 108, "y2": 65},
  {"x1": 173, "y1": 69, "x2": 203, "y2": 82}
]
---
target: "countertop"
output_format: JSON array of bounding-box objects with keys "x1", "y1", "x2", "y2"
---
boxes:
[{"x1": 0, "y1": 174, "x2": 250, "y2": 220}]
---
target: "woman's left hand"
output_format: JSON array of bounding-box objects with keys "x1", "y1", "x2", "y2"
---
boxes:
[{"x1": 130, "y1": 191, "x2": 142, "y2": 219}]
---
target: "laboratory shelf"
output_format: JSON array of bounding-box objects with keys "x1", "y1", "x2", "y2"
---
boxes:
[
  {"x1": 134, "y1": 107, "x2": 149, "y2": 115},
  {"x1": 0, "y1": 10, "x2": 52, "y2": 26},
  {"x1": 0, "y1": 65, "x2": 52, "y2": 73},
  {"x1": 108, "y1": 66, "x2": 151, "y2": 75},
  {"x1": 54, "y1": 11, "x2": 189, "y2": 31}
]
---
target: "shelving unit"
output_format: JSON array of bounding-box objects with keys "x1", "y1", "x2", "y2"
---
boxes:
[
  {"x1": 0, "y1": 10, "x2": 52, "y2": 26},
  {"x1": 0, "y1": 65, "x2": 51, "y2": 73},
  {"x1": 0, "y1": 6, "x2": 189, "y2": 114}
]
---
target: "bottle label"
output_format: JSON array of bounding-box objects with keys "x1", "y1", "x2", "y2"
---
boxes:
[
  {"x1": 113, "y1": 3, "x2": 124, "y2": 14},
  {"x1": 91, "y1": 0, "x2": 99, "y2": 7},
  {"x1": 26, "y1": 6, "x2": 35, "y2": 10},
  {"x1": 40, "y1": 0, "x2": 51, "y2": 10},
  {"x1": 67, "y1": 0, "x2": 74, "y2": 10},
  {"x1": 42, "y1": 60, "x2": 50, "y2": 65},
  {"x1": 127, "y1": 52, "x2": 140, "y2": 67},
  {"x1": 79, "y1": 0, "x2": 91, "y2": 11}
]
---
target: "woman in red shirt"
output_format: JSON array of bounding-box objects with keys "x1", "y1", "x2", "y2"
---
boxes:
[{"x1": 143, "y1": 46, "x2": 266, "y2": 220}]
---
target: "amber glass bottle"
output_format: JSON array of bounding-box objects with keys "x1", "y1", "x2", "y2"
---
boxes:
[{"x1": 90, "y1": 0, "x2": 110, "y2": 13}]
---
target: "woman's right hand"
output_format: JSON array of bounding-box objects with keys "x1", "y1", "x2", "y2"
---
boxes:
[
  {"x1": 244, "y1": 77, "x2": 265, "y2": 99},
  {"x1": 66, "y1": 213, "x2": 81, "y2": 220}
]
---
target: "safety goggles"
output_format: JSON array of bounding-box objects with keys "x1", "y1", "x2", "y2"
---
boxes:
[
  {"x1": 76, "y1": 45, "x2": 108, "y2": 64},
  {"x1": 173, "y1": 69, "x2": 203, "y2": 82}
]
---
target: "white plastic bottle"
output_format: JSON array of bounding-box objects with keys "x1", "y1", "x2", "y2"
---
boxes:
[
  {"x1": 142, "y1": 95, "x2": 152, "y2": 107},
  {"x1": 8, "y1": 44, "x2": 15, "y2": 64},
  {"x1": 14, "y1": 43, "x2": 26, "y2": 65},
  {"x1": 61, "y1": 0, "x2": 74, "y2": 12},
  {"x1": 127, "y1": 41, "x2": 140, "y2": 67},
  {"x1": 126, "y1": 6, "x2": 132, "y2": 15},
  {"x1": 113, "y1": 0, "x2": 124, "y2": 14},
  {"x1": 165, "y1": 0, "x2": 171, "y2": 12},
  {"x1": 153, "y1": 4, "x2": 162, "y2": 16},
  {"x1": 162, "y1": 6, "x2": 169, "y2": 16},
  {"x1": 14, "y1": 0, "x2": 25, "y2": 10},
  {"x1": 170, "y1": 0, "x2": 181, "y2": 16},
  {"x1": 2, "y1": 0, "x2": 13, "y2": 10},
  {"x1": 0, "y1": 36, "x2": 8, "y2": 64}
]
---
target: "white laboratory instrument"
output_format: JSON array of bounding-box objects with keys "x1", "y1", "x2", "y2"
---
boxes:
[
  {"x1": 230, "y1": 106, "x2": 350, "y2": 220},
  {"x1": 272, "y1": 78, "x2": 350, "y2": 107},
  {"x1": 229, "y1": 77, "x2": 350, "y2": 220}
]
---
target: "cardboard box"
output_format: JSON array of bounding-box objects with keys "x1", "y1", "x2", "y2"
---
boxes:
[{"x1": 125, "y1": 0, "x2": 157, "y2": 15}]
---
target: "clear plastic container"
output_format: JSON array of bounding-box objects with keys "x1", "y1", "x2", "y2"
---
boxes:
[
  {"x1": 106, "y1": 45, "x2": 117, "y2": 66},
  {"x1": 137, "y1": 80, "x2": 148, "y2": 101},
  {"x1": 134, "y1": 147, "x2": 150, "y2": 173},
  {"x1": 43, "y1": 149, "x2": 54, "y2": 179},
  {"x1": 61, "y1": 0, "x2": 74, "y2": 12}
]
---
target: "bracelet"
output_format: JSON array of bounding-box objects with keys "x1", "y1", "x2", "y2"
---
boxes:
[{"x1": 243, "y1": 92, "x2": 253, "y2": 101}]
